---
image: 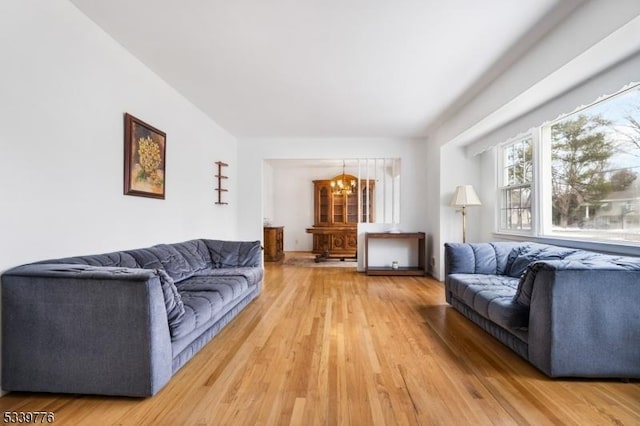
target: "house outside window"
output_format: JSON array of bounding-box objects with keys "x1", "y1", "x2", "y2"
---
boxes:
[{"x1": 498, "y1": 136, "x2": 533, "y2": 232}]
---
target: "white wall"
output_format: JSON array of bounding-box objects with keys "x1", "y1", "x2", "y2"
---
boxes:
[
  {"x1": 269, "y1": 164, "x2": 325, "y2": 251},
  {"x1": 421, "y1": 137, "x2": 439, "y2": 276},
  {"x1": 0, "y1": 1, "x2": 239, "y2": 271},
  {"x1": 237, "y1": 138, "x2": 427, "y2": 264},
  {"x1": 435, "y1": 143, "x2": 482, "y2": 280},
  {"x1": 262, "y1": 161, "x2": 275, "y2": 223},
  {"x1": 478, "y1": 148, "x2": 499, "y2": 243}
]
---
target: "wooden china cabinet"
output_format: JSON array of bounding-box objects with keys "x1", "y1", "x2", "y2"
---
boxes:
[{"x1": 306, "y1": 174, "x2": 375, "y2": 261}]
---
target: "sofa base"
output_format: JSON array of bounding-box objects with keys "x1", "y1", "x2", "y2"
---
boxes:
[{"x1": 450, "y1": 297, "x2": 529, "y2": 361}]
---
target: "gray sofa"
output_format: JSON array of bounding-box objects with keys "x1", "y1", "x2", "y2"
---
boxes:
[
  {"x1": 2, "y1": 239, "x2": 263, "y2": 397},
  {"x1": 444, "y1": 241, "x2": 640, "y2": 379}
]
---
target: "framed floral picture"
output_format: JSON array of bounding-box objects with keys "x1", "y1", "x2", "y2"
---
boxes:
[{"x1": 123, "y1": 113, "x2": 166, "y2": 199}]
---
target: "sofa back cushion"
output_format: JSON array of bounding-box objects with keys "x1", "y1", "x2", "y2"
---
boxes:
[
  {"x1": 204, "y1": 240, "x2": 262, "y2": 268},
  {"x1": 171, "y1": 240, "x2": 212, "y2": 272},
  {"x1": 127, "y1": 244, "x2": 194, "y2": 282},
  {"x1": 505, "y1": 243, "x2": 578, "y2": 278},
  {"x1": 445, "y1": 242, "x2": 521, "y2": 275},
  {"x1": 34, "y1": 251, "x2": 139, "y2": 269}
]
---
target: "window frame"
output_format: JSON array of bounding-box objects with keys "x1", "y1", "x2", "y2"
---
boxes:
[
  {"x1": 496, "y1": 132, "x2": 536, "y2": 236},
  {"x1": 492, "y1": 83, "x2": 640, "y2": 254}
]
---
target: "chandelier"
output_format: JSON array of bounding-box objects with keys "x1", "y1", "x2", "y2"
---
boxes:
[{"x1": 331, "y1": 160, "x2": 357, "y2": 195}]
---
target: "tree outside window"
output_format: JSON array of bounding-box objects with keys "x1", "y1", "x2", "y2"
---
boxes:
[{"x1": 548, "y1": 87, "x2": 640, "y2": 242}]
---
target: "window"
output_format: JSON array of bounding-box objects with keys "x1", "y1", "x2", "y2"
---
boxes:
[
  {"x1": 545, "y1": 86, "x2": 640, "y2": 242},
  {"x1": 498, "y1": 136, "x2": 533, "y2": 232},
  {"x1": 495, "y1": 83, "x2": 640, "y2": 245}
]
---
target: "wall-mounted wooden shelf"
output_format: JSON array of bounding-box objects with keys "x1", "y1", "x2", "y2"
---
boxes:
[{"x1": 215, "y1": 161, "x2": 229, "y2": 205}]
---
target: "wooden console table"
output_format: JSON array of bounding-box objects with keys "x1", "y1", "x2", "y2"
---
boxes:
[{"x1": 365, "y1": 232, "x2": 425, "y2": 276}]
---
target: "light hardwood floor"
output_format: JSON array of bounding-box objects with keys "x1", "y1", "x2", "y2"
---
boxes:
[{"x1": 1, "y1": 255, "x2": 639, "y2": 425}]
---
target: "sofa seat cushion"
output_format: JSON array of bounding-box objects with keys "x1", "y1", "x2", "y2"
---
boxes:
[
  {"x1": 171, "y1": 275, "x2": 251, "y2": 340},
  {"x1": 191, "y1": 266, "x2": 263, "y2": 287},
  {"x1": 447, "y1": 274, "x2": 529, "y2": 329}
]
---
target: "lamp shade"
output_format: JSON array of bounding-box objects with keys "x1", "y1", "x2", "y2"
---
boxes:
[{"x1": 450, "y1": 185, "x2": 482, "y2": 207}]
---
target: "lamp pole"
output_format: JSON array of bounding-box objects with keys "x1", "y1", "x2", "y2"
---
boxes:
[{"x1": 461, "y1": 205, "x2": 468, "y2": 243}]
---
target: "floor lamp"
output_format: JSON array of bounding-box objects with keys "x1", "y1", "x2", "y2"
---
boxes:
[{"x1": 451, "y1": 185, "x2": 482, "y2": 243}]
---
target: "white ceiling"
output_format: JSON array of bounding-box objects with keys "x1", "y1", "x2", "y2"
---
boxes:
[{"x1": 70, "y1": 0, "x2": 563, "y2": 139}]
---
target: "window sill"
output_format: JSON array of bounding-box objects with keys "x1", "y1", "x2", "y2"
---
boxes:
[
  {"x1": 491, "y1": 232, "x2": 640, "y2": 257},
  {"x1": 494, "y1": 230, "x2": 534, "y2": 238}
]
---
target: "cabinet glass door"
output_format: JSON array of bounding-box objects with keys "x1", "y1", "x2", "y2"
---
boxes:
[
  {"x1": 346, "y1": 193, "x2": 358, "y2": 224},
  {"x1": 319, "y1": 186, "x2": 330, "y2": 225},
  {"x1": 332, "y1": 194, "x2": 345, "y2": 223}
]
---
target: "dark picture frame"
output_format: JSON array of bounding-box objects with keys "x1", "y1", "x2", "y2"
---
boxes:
[{"x1": 123, "y1": 113, "x2": 166, "y2": 199}]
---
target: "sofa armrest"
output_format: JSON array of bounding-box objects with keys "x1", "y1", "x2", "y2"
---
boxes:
[
  {"x1": 527, "y1": 264, "x2": 640, "y2": 378},
  {"x1": 1, "y1": 264, "x2": 173, "y2": 396}
]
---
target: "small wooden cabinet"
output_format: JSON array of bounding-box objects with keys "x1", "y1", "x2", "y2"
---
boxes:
[
  {"x1": 263, "y1": 226, "x2": 284, "y2": 262},
  {"x1": 306, "y1": 175, "x2": 375, "y2": 260}
]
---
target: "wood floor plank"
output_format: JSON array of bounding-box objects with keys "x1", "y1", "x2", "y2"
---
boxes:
[{"x1": 1, "y1": 254, "x2": 638, "y2": 425}]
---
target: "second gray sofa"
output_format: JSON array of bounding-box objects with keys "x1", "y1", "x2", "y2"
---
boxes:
[{"x1": 445, "y1": 241, "x2": 640, "y2": 379}]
